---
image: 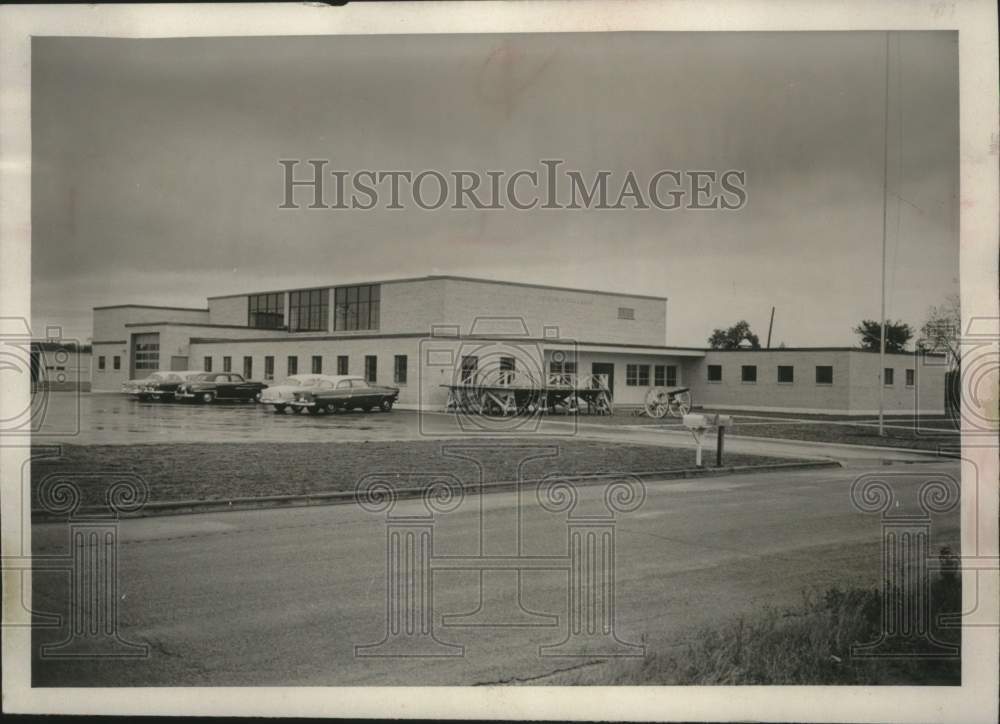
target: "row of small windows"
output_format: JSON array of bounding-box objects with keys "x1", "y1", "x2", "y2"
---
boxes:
[
  {"x1": 201, "y1": 353, "x2": 408, "y2": 385},
  {"x1": 626, "y1": 364, "x2": 678, "y2": 387},
  {"x1": 247, "y1": 284, "x2": 381, "y2": 332},
  {"x1": 708, "y1": 365, "x2": 916, "y2": 386},
  {"x1": 97, "y1": 356, "x2": 121, "y2": 371}
]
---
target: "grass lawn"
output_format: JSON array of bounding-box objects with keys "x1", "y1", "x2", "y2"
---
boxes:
[
  {"x1": 31, "y1": 439, "x2": 797, "y2": 510},
  {"x1": 588, "y1": 409, "x2": 960, "y2": 452}
]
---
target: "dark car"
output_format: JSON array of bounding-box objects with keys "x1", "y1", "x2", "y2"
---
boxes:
[
  {"x1": 287, "y1": 375, "x2": 399, "y2": 414},
  {"x1": 175, "y1": 372, "x2": 268, "y2": 403}
]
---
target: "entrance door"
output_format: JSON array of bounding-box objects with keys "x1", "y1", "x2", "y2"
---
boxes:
[{"x1": 591, "y1": 363, "x2": 615, "y2": 395}]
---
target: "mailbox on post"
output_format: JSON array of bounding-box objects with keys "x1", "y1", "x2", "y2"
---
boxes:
[{"x1": 682, "y1": 413, "x2": 733, "y2": 467}]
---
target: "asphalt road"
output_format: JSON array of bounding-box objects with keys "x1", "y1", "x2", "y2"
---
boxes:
[{"x1": 31, "y1": 459, "x2": 960, "y2": 686}]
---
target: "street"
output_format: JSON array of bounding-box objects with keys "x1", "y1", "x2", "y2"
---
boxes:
[{"x1": 31, "y1": 458, "x2": 960, "y2": 686}]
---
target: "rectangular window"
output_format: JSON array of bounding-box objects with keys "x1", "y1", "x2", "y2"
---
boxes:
[
  {"x1": 617, "y1": 307, "x2": 635, "y2": 320},
  {"x1": 815, "y1": 365, "x2": 833, "y2": 385},
  {"x1": 654, "y1": 365, "x2": 666, "y2": 386},
  {"x1": 289, "y1": 288, "x2": 330, "y2": 332},
  {"x1": 113, "y1": 356, "x2": 121, "y2": 370},
  {"x1": 460, "y1": 355, "x2": 478, "y2": 384},
  {"x1": 666, "y1": 365, "x2": 677, "y2": 386},
  {"x1": 243, "y1": 356, "x2": 253, "y2": 379},
  {"x1": 248, "y1": 292, "x2": 285, "y2": 329},
  {"x1": 906, "y1": 368, "x2": 915, "y2": 387},
  {"x1": 741, "y1": 365, "x2": 757, "y2": 383},
  {"x1": 707, "y1": 364, "x2": 722, "y2": 382},
  {"x1": 312, "y1": 355, "x2": 322, "y2": 374},
  {"x1": 365, "y1": 355, "x2": 377, "y2": 383},
  {"x1": 287, "y1": 356, "x2": 298, "y2": 376},
  {"x1": 333, "y1": 284, "x2": 381, "y2": 331},
  {"x1": 777, "y1": 365, "x2": 794, "y2": 383},
  {"x1": 223, "y1": 356, "x2": 232, "y2": 373},
  {"x1": 499, "y1": 356, "x2": 515, "y2": 384},
  {"x1": 626, "y1": 364, "x2": 650, "y2": 386},
  {"x1": 132, "y1": 332, "x2": 160, "y2": 371},
  {"x1": 394, "y1": 355, "x2": 408, "y2": 385},
  {"x1": 204, "y1": 356, "x2": 213, "y2": 372},
  {"x1": 883, "y1": 368, "x2": 894, "y2": 386},
  {"x1": 264, "y1": 355, "x2": 275, "y2": 381},
  {"x1": 98, "y1": 356, "x2": 106, "y2": 371},
  {"x1": 337, "y1": 355, "x2": 349, "y2": 375}
]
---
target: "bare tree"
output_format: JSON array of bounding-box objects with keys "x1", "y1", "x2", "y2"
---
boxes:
[{"x1": 919, "y1": 294, "x2": 961, "y2": 368}]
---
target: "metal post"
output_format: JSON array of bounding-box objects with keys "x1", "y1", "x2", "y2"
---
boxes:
[
  {"x1": 716, "y1": 426, "x2": 725, "y2": 467},
  {"x1": 878, "y1": 30, "x2": 890, "y2": 437}
]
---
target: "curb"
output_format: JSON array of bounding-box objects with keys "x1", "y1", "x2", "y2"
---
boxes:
[{"x1": 31, "y1": 459, "x2": 841, "y2": 522}]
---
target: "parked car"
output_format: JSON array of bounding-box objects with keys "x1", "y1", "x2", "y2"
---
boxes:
[
  {"x1": 122, "y1": 371, "x2": 170, "y2": 399},
  {"x1": 261, "y1": 374, "x2": 341, "y2": 413},
  {"x1": 175, "y1": 372, "x2": 268, "y2": 403},
  {"x1": 129, "y1": 370, "x2": 205, "y2": 401},
  {"x1": 287, "y1": 375, "x2": 399, "y2": 414}
]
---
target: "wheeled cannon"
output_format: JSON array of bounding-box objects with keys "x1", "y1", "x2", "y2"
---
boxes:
[{"x1": 642, "y1": 386, "x2": 692, "y2": 418}]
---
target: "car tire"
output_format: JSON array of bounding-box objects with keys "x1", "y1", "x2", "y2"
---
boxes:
[
  {"x1": 307, "y1": 406, "x2": 323, "y2": 416},
  {"x1": 361, "y1": 405, "x2": 373, "y2": 413},
  {"x1": 379, "y1": 399, "x2": 394, "y2": 412},
  {"x1": 200, "y1": 391, "x2": 215, "y2": 404},
  {"x1": 273, "y1": 404, "x2": 286, "y2": 414}
]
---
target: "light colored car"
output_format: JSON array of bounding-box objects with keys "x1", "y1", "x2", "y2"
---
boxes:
[
  {"x1": 288, "y1": 375, "x2": 400, "y2": 415},
  {"x1": 261, "y1": 374, "x2": 342, "y2": 413},
  {"x1": 136, "y1": 370, "x2": 206, "y2": 401},
  {"x1": 122, "y1": 370, "x2": 198, "y2": 400}
]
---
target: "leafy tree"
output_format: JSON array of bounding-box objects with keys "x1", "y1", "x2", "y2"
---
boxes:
[
  {"x1": 708, "y1": 320, "x2": 761, "y2": 350},
  {"x1": 853, "y1": 319, "x2": 913, "y2": 353},
  {"x1": 918, "y1": 294, "x2": 961, "y2": 368}
]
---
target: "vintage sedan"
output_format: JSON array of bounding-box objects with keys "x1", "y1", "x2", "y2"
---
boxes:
[
  {"x1": 261, "y1": 374, "x2": 342, "y2": 413},
  {"x1": 175, "y1": 372, "x2": 268, "y2": 403},
  {"x1": 287, "y1": 375, "x2": 399, "y2": 414},
  {"x1": 128, "y1": 370, "x2": 205, "y2": 401}
]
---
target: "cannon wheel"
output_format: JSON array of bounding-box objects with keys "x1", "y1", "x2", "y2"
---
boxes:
[
  {"x1": 644, "y1": 388, "x2": 672, "y2": 419},
  {"x1": 667, "y1": 390, "x2": 692, "y2": 417}
]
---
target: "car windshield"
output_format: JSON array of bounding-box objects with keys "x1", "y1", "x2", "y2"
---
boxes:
[
  {"x1": 190, "y1": 373, "x2": 212, "y2": 382},
  {"x1": 278, "y1": 378, "x2": 302, "y2": 387}
]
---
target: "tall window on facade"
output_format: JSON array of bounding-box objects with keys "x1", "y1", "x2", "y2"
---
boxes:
[
  {"x1": 204, "y1": 356, "x2": 213, "y2": 372},
  {"x1": 777, "y1": 365, "x2": 794, "y2": 383},
  {"x1": 626, "y1": 364, "x2": 650, "y2": 386},
  {"x1": 365, "y1": 355, "x2": 377, "y2": 383},
  {"x1": 905, "y1": 368, "x2": 915, "y2": 386},
  {"x1": 394, "y1": 355, "x2": 407, "y2": 385},
  {"x1": 460, "y1": 355, "x2": 478, "y2": 384},
  {"x1": 264, "y1": 356, "x2": 275, "y2": 381},
  {"x1": 549, "y1": 358, "x2": 577, "y2": 382},
  {"x1": 287, "y1": 356, "x2": 298, "y2": 376},
  {"x1": 133, "y1": 333, "x2": 160, "y2": 371},
  {"x1": 815, "y1": 365, "x2": 833, "y2": 384},
  {"x1": 248, "y1": 293, "x2": 285, "y2": 329},
  {"x1": 113, "y1": 356, "x2": 121, "y2": 370},
  {"x1": 289, "y1": 289, "x2": 330, "y2": 332},
  {"x1": 223, "y1": 356, "x2": 232, "y2": 372},
  {"x1": 312, "y1": 355, "x2": 322, "y2": 374},
  {"x1": 654, "y1": 365, "x2": 678, "y2": 386},
  {"x1": 243, "y1": 356, "x2": 253, "y2": 379},
  {"x1": 98, "y1": 356, "x2": 106, "y2": 370},
  {"x1": 741, "y1": 365, "x2": 757, "y2": 383},
  {"x1": 499, "y1": 356, "x2": 515, "y2": 384},
  {"x1": 707, "y1": 365, "x2": 722, "y2": 382},
  {"x1": 883, "y1": 368, "x2": 894, "y2": 386},
  {"x1": 334, "y1": 284, "x2": 380, "y2": 331},
  {"x1": 337, "y1": 355, "x2": 349, "y2": 375}
]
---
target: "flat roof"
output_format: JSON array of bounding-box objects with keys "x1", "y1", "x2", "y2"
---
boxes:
[
  {"x1": 705, "y1": 347, "x2": 945, "y2": 357},
  {"x1": 93, "y1": 304, "x2": 209, "y2": 312},
  {"x1": 206, "y1": 274, "x2": 668, "y2": 302}
]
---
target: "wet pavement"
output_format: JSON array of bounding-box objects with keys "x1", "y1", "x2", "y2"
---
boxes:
[{"x1": 28, "y1": 392, "x2": 606, "y2": 445}]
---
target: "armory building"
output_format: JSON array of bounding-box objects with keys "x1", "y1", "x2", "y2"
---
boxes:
[{"x1": 91, "y1": 275, "x2": 945, "y2": 415}]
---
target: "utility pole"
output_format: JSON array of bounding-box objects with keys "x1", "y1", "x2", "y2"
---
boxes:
[
  {"x1": 878, "y1": 31, "x2": 890, "y2": 437},
  {"x1": 766, "y1": 306, "x2": 775, "y2": 349}
]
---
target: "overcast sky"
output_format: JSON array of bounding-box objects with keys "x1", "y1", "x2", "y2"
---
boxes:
[{"x1": 31, "y1": 31, "x2": 958, "y2": 347}]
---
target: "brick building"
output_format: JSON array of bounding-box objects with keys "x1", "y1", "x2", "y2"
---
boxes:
[{"x1": 91, "y1": 275, "x2": 945, "y2": 414}]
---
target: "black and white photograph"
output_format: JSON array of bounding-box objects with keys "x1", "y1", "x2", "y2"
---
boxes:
[{"x1": 1, "y1": 1, "x2": 997, "y2": 721}]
